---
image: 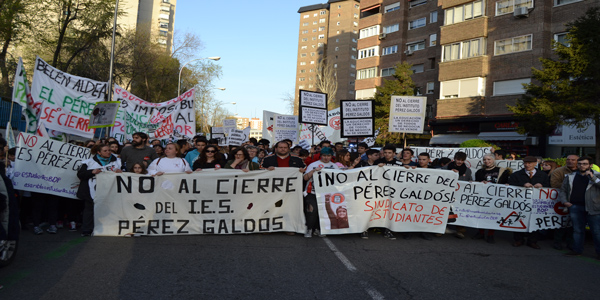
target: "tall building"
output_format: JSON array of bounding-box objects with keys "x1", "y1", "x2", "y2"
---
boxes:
[
  {"x1": 353, "y1": 0, "x2": 599, "y2": 156},
  {"x1": 119, "y1": 0, "x2": 177, "y2": 51},
  {"x1": 250, "y1": 118, "x2": 263, "y2": 130},
  {"x1": 295, "y1": 0, "x2": 361, "y2": 110}
]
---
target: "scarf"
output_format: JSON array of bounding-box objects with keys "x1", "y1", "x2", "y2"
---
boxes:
[
  {"x1": 235, "y1": 160, "x2": 249, "y2": 170},
  {"x1": 97, "y1": 154, "x2": 111, "y2": 166}
]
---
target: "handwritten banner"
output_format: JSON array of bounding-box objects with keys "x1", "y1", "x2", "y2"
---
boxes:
[
  {"x1": 34, "y1": 57, "x2": 108, "y2": 138},
  {"x1": 274, "y1": 114, "x2": 298, "y2": 143},
  {"x1": 389, "y1": 96, "x2": 426, "y2": 134},
  {"x1": 12, "y1": 132, "x2": 91, "y2": 199},
  {"x1": 314, "y1": 167, "x2": 459, "y2": 234},
  {"x1": 409, "y1": 147, "x2": 493, "y2": 159},
  {"x1": 93, "y1": 169, "x2": 305, "y2": 236},
  {"x1": 12, "y1": 57, "x2": 40, "y2": 133},
  {"x1": 111, "y1": 84, "x2": 195, "y2": 142}
]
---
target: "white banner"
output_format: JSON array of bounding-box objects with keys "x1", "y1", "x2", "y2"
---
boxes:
[
  {"x1": 12, "y1": 132, "x2": 91, "y2": 199},
  {"x1": 93, "y1": 169, "x2": 306, "y2": 236},
  {"x1": 112, "y1": 84, "x2": 195, "y2": 143},
  {"x1": 89, "y1": 101, "x2": 120, "y2": 129},
  {"x1": 262, "y1": 110, "x2": 277, "y2": 142},
  {"x1": 529, "y1": 188, "x2": 570, "y2": 232},
  {"x1": 299, "y1": 108, "x2": 342, "y2": 144},
  {"x1": 34, "y1": 57, "x2": 108, "y2": 138},
  {"x1": 410, "y1": 147, "x2": 493, "y2": 159},
  {"x1": 466, "y1": 159, "x2": 524, "y2": 180},
  {"x1": 12, "y1": 57, "x2": 40, "y2": 134},
  {"x1": 314, "y1": 167, "x2": 458, "y2": 234},
  {"x1": 389, "y1": 96, "x2": 426, "y2": 134}
]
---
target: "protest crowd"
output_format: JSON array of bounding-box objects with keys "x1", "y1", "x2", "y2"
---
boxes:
[{"x1": 2, "y1": 133, "x2": 599, "y2": 261}]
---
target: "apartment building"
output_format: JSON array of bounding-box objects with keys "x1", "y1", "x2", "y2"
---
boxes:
[
  {"x1": 352, "y1": 0, "x2": 598, "y2": 156},
  {"x1": 295, "y1": 0, "x2": 361, "y2": 110},
  {"x1": 120, "y1": 0, "x2": 177, "y2": 51}
]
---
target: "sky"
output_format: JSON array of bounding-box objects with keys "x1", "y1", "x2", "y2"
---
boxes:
[{"x1": 174, "y1": 0, "x2": 319, "y2": 120}]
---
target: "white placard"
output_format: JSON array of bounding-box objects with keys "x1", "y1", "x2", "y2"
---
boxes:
[
  {"x1": 342, "y1": 119, "x2": 373, "y2": 137},
  {"x1": 299, "y1": 90, "x2": 327, "y2": 108},
  {"x1": 341, "y1": 101, "x2": 373, "y2": 118},
  {"x1": 388, "y1": 96, "x2": 426, "y2": 134},
  {"x1": 300, "y1": 107, "x2": 328, "y2": 125}
]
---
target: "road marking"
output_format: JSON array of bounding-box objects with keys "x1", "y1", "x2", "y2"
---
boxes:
[
  {"x1": 322, "y1": 237, "x2": 356, "y2": 272},
  {"x1": 322, "y1": 237, "x2": 385, "y2": 299}
]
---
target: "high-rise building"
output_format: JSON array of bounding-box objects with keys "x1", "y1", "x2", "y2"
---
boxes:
[
  {"x1": 295, "y1": 0, "x2": 361, "y2": 110},
  {"x1": 353, "y1": 0, "x2": 599, "y2": 156},
  {"x1": 119, "y1": 0, "x2": 177, "y2": 51},
  {"x1": 250, "y1": 118, "x2": 263, "y2": 130}
]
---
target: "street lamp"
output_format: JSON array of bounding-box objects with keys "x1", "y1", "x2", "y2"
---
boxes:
[{"x1": 178, "y1": 56, "x2": 221, "y2": 96}]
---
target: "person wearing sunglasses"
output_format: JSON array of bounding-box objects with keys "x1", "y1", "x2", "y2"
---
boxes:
[{"x1": 192, "y1": 145, "x2": 226, "y2": 171}]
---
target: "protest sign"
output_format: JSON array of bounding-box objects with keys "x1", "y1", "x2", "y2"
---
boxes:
[
  {"x1": 111, "y1": 85, "x2": 195, "y2": 143},
  {"x1": 262, "y1": 110, "x2": 277, "y2": 142},
  {"x1": 274, "y1": 114, "x2": 298, "y2": 143},
  {"x1": 12, "y1": 57, "x2": 40, "y2": 134},
  {"x1": 33, "y1": 57, "x2": 108, "y2": 138},
  {"x1": 88, "y1": 101, "x2": 120, "y2": 129},
  {"x1": 466, "y1": 159, "x2": 523, "y2": 180},
  {"x1": 222, "y1": 119, "x2": 237, "y2": 132},
  {"x1": 12, "y1": 132, "x2": 91, "y2": 199},
  {"x1": 529, "y1": 188, "x2": 570, "y2": 231},
  {"x1": 340, "y1": 100, "x2": 374, "y2": 138},
  {"x1": 453, "y1": 182, "x2": 531, "y2": 232},
  {"x1": 409, "y1": 147, "x2": 493, "y2": 160},
  {"x1": 299, "y1": 108, "x2": 343, "y2": 144},
  {"x1": 361, "y1": 128, "x2": 380, "y2": 147},
  {"x1": 210, "y1": 126, "x2": 227, "y2": 146},
  {"x1": 93, "y1": 169, "x2": 306, "y2": 236},
  {"x1": 314, "y1": 167, "x2": 458, "y2": 234},
  {"x1": 5, "y1": 123, "x2": 16, "y2": 149},
  {"x1": 299, "y1": 90, "x2": 328, "y2": 126},
  {"x1": 228, "y1": 129, "x2": 246, "y2": 146},
  {"x1": 388, "y1": 96, "x2": 426, "y2": 134}
]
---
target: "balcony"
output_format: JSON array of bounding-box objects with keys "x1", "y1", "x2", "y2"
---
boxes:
[
  {"x1": 439, "y1": 56, "x2": 489, "y2": 81},
  {"x1": 436, "y1": 96, "x2": 485, "y2": 118},
  {"x1": 440, "y1": 17, "x2": 488, "y2": 45}
]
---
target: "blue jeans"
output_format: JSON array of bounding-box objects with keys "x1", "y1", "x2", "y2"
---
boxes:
[{"x1": 569, "y1": 204, "x2": 600, "y2": 254}]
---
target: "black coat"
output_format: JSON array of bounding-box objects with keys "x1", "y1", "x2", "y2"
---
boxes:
[
  {"x1": 260, "y1": 154, "x2": 305, "y2": 169},
  {"x1": 508, "y1": 169, "x2": 550, "y2": 187}
]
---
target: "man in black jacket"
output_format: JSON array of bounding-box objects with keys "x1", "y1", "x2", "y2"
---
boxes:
[
  {"x1": 260, "y1": 141, "x2": 305, "y2": 170},
  {"x1": 507, "y1": 156, "x2": 550, "y2": 249}
]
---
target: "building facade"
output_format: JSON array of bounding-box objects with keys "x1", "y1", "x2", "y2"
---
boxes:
[
  {"x1": 295, "y1": 0, "x2": 361, "y2": 110},
  {"x1": 350, "y1": 0, "x2": 598, "y2": 156},
  {"x1": 120, "y1": 0, "x2": 177, "y2": 51}
]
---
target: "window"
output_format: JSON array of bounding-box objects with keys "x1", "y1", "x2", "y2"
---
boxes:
[
  {"x1": 300, "y1": 70, "x2": 306, "y2": 73},
  {"x1": 356, "y1": 88, "x2": 376, "y2": 99},
  {"x1": 442, "y1": 37, "x2": 486, "y2": 61},
  {"x1": 359, "y1": 46, "x2": 379, "y2": 59},
  {"x1": 159, "y1": 30, "x2": 168, "y2": 37},
  {"x1": 302, "y1": 30, "x2": 308, "y2": 34},
  {"x1": 301, "y1": 53, "x2": 307, "y2": 58},
  {"x1": 493, "y1": 78, "x2": 531, "y2": 96},
  {"x1": 158, "y1": 39, "x2": 167, "y2": 45},
  {"x1": 311, "y1": 53, "x2": 315, "y2": 56},
  {"x1": 302, "y1": 38, "x2": 308, "y2": 42},
  {"x1": 381, "y1": 67, "x2": 395, "y2": 77},
  {"x1": 407, "y1": 41, "x2": 425, "y2": 52},
  {"x1": 159, "y1": 13, "x2": 169, "y2": 19},
  {"x1": 337, "y1": 22, "x2": 341, "y2": 25},
  {"x1": 310, "y1": 61, "x2": 315, "y2": 64},
  {"x1": 440, "y1": 77, "x2": 485, "y2": 99},
  {"x1": 409, "y1": 18, "x2": 426, "y2": 30},
  {"x1": 313, "y1": 21, "x2": 317, "y2": 25},
  {"x1": 444, "y1": 1, "x2": 484, "y2": 25},
  {"x1": 411, "y1": 64, "x2": 424, "y2": 73},
  {"x1": 319, "y1": 26, "x2": 325, "y2": 31},
  {"x1": 299, "y1": 85, "x2": 305, "y2": 89},
  {"x1": 312, "y1": 29, "x2": 317, "y2": 33},
  {"x1": 496, "y1": 0, "x2": 533, "y2": 16},
  {"x1": 359, "y1": 25, "x2": 379, "y2": 39},
  {"x1": 357, "y1": 67, "x2": 377, "y2": 79},
  {"x1": 300, "y1": 62, "x2": 306, "y2": 65},
  {"x1": 159, "y1": 22, "x2": 169, "y2": 28},
  {"x1": 304, "y1": 15, "x2": 309, "y2": 19},
  {"x1": 410, "y1": 0, "x2": 427, "y2": 8},
  {"x1": 355, "y1": 4, "x2": 359, "y2": 9},
  {"x1": 350, "y1": 73, "x2": 355, "y2": 77},
  {"x1": 430, "y1": 34, "x2": 437, "y2": 46},
  {"x1": 299, "y1": 77, "x2": 305, "y2": 82},
  {"x1": 353, "y1": 22, "x2": 358, "y2": 26},
  {"x1": 320, "y1": 10, "x2": 326, "y2": 15},
  {"x1": 310, "y1": 69, "x2": 314, "y2": 72},
  {"x1": 335, "y1": 47, "x2": 339, "y2": 51},
  {"x1": 160, "y1": 6, "x2": 170, "y2": 12},
  {"x1": 555, "y1": 0, "x2": 582, "y2": 5},
  {"x1": 426, "y1": 82, "x2": 435, "y2": 94},
  {"x1": 495, "y1": 34, "x2": 532, "y2": 55},
  {"x1": 382, "y1": 45, "x2": 398, "y2": 55},
  {"x1": 309, "y1": 85, "x2": 314, "y2": 88},
  {"x1": 350, "y1": 64, "x2": 355, "y2": 68},
  {"x1": 354, "y1": 13, "x2": 359, "y2": 18},
  {"x1": 320, "y1": 18, "x2": 326, "y2": 23},
  {"x1": 314, "y1": 13, "x2": 318, "y2": 17},
  {"x1": 301, "y1": 46, "x2": 307, "y2": 50},
  {"x1": 303, "y1": 22, "x2": 309, "y2": 26},
  {"x1": 385, "y1": 2, "x2": 400, "y2": 13},
  {"x1": 430, "y1": 11, "x2": 438, "y2": 23},
  {"x1": 352, "y1": 38, "x2": 357, "y2": 43},
  {"x1": 554, "y1": 32, "x2": 569, "y2": 47},
  {"x1": 334, "y1": 64, "x2": 338, "y2": 68},
  {"x1": 383, "y1": 24, "x2": 399, "y2": 34}
]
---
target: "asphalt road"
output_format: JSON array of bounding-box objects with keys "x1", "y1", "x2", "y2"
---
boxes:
[{"x1": 1, "y1": 228, "x2": 599, "y2": 300}]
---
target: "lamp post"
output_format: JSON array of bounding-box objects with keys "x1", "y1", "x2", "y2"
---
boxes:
[{"x1": 178, "y1": 56, "x2": 221, "y2": 96}]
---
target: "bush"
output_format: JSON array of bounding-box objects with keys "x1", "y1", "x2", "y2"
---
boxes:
[{"x1": 459, "y1": 139, "x2": 500, "y2": 150}]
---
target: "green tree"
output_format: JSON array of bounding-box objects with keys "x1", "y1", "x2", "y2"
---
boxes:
[
  {"x1": 509, "y1": 7, "x2": 600, "y2": 162},
  {"x1": 373, "y1": 62, "x2": 416, "y2": 145},
  {"x1": 0, "y1": 0, "x2": 32, "y2": 97}
]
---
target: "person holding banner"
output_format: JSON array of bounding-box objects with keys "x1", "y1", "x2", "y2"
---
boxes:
[
  {"x1": 508, "y1": 156, "x2": 550, "y2": 249},
  {"x1": 398, "y1": 148, "x2": 417, "y2": 166},
  {"x1": 260, "y1": 141, "x2": 305, "y2": 170},
  {"x1": 77, "y1": 144, "x2": 123, "y2": 236},
  {"x1": 185, "y1": 139, "x2": 207, "y2": 167},
  {"x1": 304, "y1": 147, "x2": 338, "y2": 238},
  {"x1": 120, "y1": 132, "x2": 158, "y2": 172},
  {"x1": 444, "y1": 151, "x2": 472, "y2": 181},
  {"x1": 559, "y1": 156, "x2": 600, "y2": 259},
  {"x1": 356, "y1": 149, "x2": 380, "y2": 168},
  {"x1": 375, "y1": 145, "x2": 403, "y2": 167},
  {"x1": 192, "y1": 145, "x2": 226, "y2": 171},
  {"x1": 225, "y1": 148, "x2": 260, "y2": 171},
  {"x1": 147, "y1": 144, "x2": 193, "y2": 176},
  {"x1": 472, "y1": 153, "x2": 509, "y2": 243}
]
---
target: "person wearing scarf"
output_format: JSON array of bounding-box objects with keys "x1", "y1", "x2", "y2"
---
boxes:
[{"x1": 225, "y1": 148, "x2": 259, "y2": 171}]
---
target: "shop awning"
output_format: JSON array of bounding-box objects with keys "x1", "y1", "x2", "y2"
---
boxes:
[
  {"x1": 477, "y1": 132, "x2": 527, "y2": 141},
  {"x1": 429, "y1": 134, "x2": 479, "y2": 145}
]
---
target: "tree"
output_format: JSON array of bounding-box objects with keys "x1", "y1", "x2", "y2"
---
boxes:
[
  {"x1": 508, "y1": 7, "x2": 600, "y2": 162},
  {"x1": 373, "y1": 62, "x2": 416, "y2": 145},
  {"x1": 315, "y1": 59, "x2": 338, "y2": 108},
  {"x1": 281, "y1": 90, "x2": 296, "y2": 115},
  {"x1": 0, "y1": 0, "x2": 32, "y2": 97}
]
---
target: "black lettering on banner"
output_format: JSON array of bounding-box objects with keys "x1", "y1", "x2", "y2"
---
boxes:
[
  {"x1": 201, "y1": 200, "x2": 213, "y2": 214},
  {"x1": 257, "y1": 178, "x2": 269, "y2": 193},
  {"x1": 286, "y1": 177, "x2": 297, "y2": 192},
  {"x1": 148, "y1": 220, "x2": 160, "y2": 234},
  {"x1": 139, "y1": 176, "x2": 154, "y2": 193},
  {"x1": 218, "y1": 220, "x2": 228, "y2": 233},
  {"x1": 118, "y1": 220, "x2": 129, "y2": 235},
  {"x1": 203, "y1": 220, "x2": 214, "y2": 233},
  {"x1": 177, "y1": 220, "x2": 190, "y2": 233},
  {"x1": 241, "y1": 179, "x2": 254, "y2": 194},
  {"x1": 245, "y1": 219, "x2": 256, "y2": 232},
  {"x1": 216, "y1": 179, "x2": 228, "y2": 194},
  {"x1": 259, "y1": 218, "x2": 270, "y2": 232},
  {"x1": 218, "y1": 199, "x2": 231, "y2": 213},
  {"x1": 117, "y1": 176, "x2": 132, "y2": 193},
  {"x1": 272, "y1": 217, "x2": 283, "y2": 230},
  {"x1": 188, "y1": 200, "x2": 199, "y2": 214},
  {"x1": 272, "y1": 178, "x2": 284, "y2": 192},
  {"x1": 133, "y1": 220, "x2": 144, "y2": 233},
  {"x1": 179, "y1": 179, "x2": 189, "y2": 193},
  {"x1": 162, "y1": 219, "x2": 174, "y2": 234}
]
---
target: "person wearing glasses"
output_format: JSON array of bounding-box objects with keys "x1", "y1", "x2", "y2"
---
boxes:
[
  {"x1": 224, "y1": 147, "x2": 259, "y2": 171},
  {"x1": 192, "y1": 145, "x2": 226, "y2": 171}
]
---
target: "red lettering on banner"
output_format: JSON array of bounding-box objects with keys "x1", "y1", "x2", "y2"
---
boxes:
[
  {"x1": 22, "y1": 134, "x2": 38, "y2": 147},
  {"x1": 538, "y1": 188, "x2": 558, "y2": 200}
]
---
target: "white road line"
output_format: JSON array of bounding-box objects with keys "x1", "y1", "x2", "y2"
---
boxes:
[
  {"x1": 322, "y1": 238, "x2": 385, "y2": 300},
  {"x1": 322, "y1": 237, "x2": 357, "y2": 272}
]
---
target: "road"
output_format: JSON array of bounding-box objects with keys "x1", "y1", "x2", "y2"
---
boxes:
[{"x1": 1, "y1": 228, "x2": 599, "y2": 299}]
